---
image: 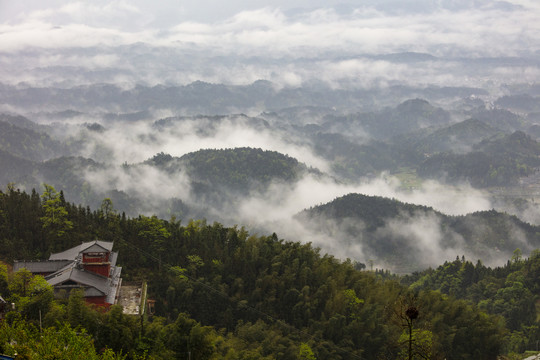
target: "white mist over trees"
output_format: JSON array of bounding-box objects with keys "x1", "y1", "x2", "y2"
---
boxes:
[{"x1": 0, "y1": 1, "x2": 539, "y2": 270}]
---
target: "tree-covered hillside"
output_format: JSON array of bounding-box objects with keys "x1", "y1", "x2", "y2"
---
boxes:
[
  {"x1": 142, "y1": 147, "x2": 321, "y2": 218},
  {"x1": 176, "y1": 147, "x2": 311, "y2": 192},
  {"x1": 418, "y1": 131, "x2": 540, "y2": 187},
  {"x1": 320, "y1": 99, "x2": 452, "y2": 140},
  {"x1": 297, "y1": 193, "x2": 540, "y2": 270},
  {"x1": 0, "y1": 143, "x2": 320, "y2": 220},
  {"x1": 0, "y1": 114, "x2": 68, "y2": 161},
  {"x1": 310, "y1": 133, "x2": 398, "y2": 179},
  {"x1": 0, "y1": 185, "x2": 517, "y2": 359},
  {"x1": 394, "y1": 118, "x2": 502, "y2": 155},
  {"x1": 403, "y1": 251, "x2": 540, "y2": 353},
  {"x1": 0, "y1": 95, "x2": 538, "y2": 224}
]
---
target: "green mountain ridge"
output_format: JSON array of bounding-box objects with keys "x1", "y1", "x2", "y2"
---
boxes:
[
  {"x1": 418, "y1": 131, "x2": 540, "y2": 187},
  {"x1": 0, "y1": 118, "x2": 66, "y2": 161},
  {"x1": 296, "y1": 193, "x2": 540, "y2": 270},
  {"x1": 396, "y1": 118, "x2": 503, "y2": 155},
  {"x1": 403, "y1": 249, "x2": 540, "y2": 349},
  {"x1": 320, "y1": 98, "x2": 452, "y2": 140}
]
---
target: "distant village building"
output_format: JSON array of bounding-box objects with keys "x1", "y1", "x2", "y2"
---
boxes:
[{"x1": 14, "y1": 240, "x2": 122, "y2": 308}]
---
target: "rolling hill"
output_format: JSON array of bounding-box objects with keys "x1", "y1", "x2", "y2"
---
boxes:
[{"x1": 296, "y1": 193, "x2": 540, "y2": 271}]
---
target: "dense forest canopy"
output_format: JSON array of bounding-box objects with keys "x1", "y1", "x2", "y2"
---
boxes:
[{"x1": 0, "y1": 185, "x2": 539, "y2": 359}]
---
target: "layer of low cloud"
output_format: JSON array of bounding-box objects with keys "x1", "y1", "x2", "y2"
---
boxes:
[
  {"x1": 58, "y1": 110, "x2": 494, "y2": 220},
  {"x1": 16, "y1": 107, "x2": 537, "y2": 271},
  {"x1": 1, "y1": 2, "x2": 537, "y2": 57},
  {"x1": 0, "y1": 2, "x2": 538, "y2": 90},
  {"x1": 66, "y1": 115, "x2": 330, "y2": 172},
  {"x1": 77, "y1": 153, "x2": 498, "y2": 270}
]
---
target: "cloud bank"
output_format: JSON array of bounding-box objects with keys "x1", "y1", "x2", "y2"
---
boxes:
[
  {"x1": 1, "y1": 2, "x2": 538, "y2": 56},
  {"x1": 60, "y1": 113, "x2": 497, "y2": 271},
  {"x1": 0, "y1": 1, "x2": 538, "y2": 90}
]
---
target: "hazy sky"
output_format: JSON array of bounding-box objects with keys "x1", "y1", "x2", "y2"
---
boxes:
[
  {"x1": 1, "y1": 0, "x2": 538, "y2": 56},
  {"x1": 0, "y1": 1, "x2": 538, "y2": 89}
]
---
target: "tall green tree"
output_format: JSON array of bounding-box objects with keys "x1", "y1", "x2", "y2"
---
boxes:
[
  {"x1": 137, "y1": 215, "x2": 171, "y2": 270},
  {"x1": 40, "y1": 184, "x2": 73, "y2": 251},
  {"x1": 298, "y1": 343, "x2": 316, "y2": 360}
]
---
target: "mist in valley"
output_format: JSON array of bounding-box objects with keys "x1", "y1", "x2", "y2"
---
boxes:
[
  {"x1": 8, "y1": 108, "x2": 532, "y2": 271},
  {"x1": 1, "y1": 0, "x2": 540, "y2": 271}
]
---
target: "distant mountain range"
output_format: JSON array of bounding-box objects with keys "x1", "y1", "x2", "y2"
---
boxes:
[
  {"x1": 1, "y1": 90, "x2": 540, "y2": 270},
  {"x1": 1, "y1": 94, "x2": 540, "y2": 212},
  {"x1": 0, "y1": 80, "x2": 492, "y2": 114},
  {"x1": 419, "y1": 131, "x2": 540, "y2": 187}
]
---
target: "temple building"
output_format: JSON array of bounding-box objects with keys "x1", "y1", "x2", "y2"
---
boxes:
[{"x1": 13, "y1": 240, "x2": 122, "y2": 308}]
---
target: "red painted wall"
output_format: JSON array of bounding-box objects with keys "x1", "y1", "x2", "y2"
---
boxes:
[{"x1": 84, "y1": 264, "x2": 110, "y2": 277}]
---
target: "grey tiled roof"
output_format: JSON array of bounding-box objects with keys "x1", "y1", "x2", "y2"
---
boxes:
[
  {"x1": 46, "y1": 266, "x2": 111, "y2": 296},
  {"x1": 13, "y1": 260, "x2": 71, "y2": 273},
  {"x1": 110, "y1": 251, "x2": 119, "y2": 267},
  {"x1": 49, "y1": 240, "x2": 113, "y2": 260},
  {"x1": 106, "y1": 266, "x2": 122, "y2": 304}
]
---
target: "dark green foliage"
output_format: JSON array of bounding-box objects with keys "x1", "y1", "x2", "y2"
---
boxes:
[
  {"x1": 476, "y1": 131, "x2": 540, "y2": 164},
  {"x1": 39, "y1": 157, "x2": 103, "y2": 193},
  {"x1": 0, "y1": 187, "x2": 521, "y2": 359},
  {"x1": 178, "y1": 147, "x2": 309, "y2": 192},
  {"x1": 407, "y1": 251, "x2": 540, "y2": 354},
  {"x1": 0, "y1": 186, "x2": 46, "y2": 260},
  {"x1": 448, "y1": 210, "x2": 540, "y2": 254},
  {"x1": 298, "y1": 193, "x2": 434, "y2": 230},
  {"x1": 0, "y1": 321, "x2": 125, "y2": 360}
]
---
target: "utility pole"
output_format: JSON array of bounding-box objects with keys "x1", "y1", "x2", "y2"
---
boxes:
[{"x1": 405, "y1": 306, "x2": 419, "y2": 360}]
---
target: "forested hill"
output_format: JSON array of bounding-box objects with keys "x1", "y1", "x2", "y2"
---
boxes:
[
  {"x1": 0, "y1": 118, "x2": 67, "y2": 161},
  {"x1": 156, "y1": 147, "x2": 315, "y2": 192},
  {"x1": 0, "y1": 145, "x2": 320, "y2": 220},
  {"x1": 418, "y1": 131, "x2": 540, "y2": 187},
  {"x1": 320, "y1": 99, "x2": 452, "y2": 140},
  {"x1": 402, "y1": 250, "x2": 540, "y2": 352},
  {"x1": 394, "y1": 118, "x2": 503, "y2": 155},
  {"x1": 475, "y1": 130, "x2": 540, "y2": 161},
  {"x1": 298, "y1": 193, "x2": 436, "y2": 230},
  {"x1": 0, "y1": 186, "x2": 513, "y2": 359},
  {"x1": 141, "y1": 147, "x2": 322, "y2": 219},
  {"x1": 296, "y1": 193, "x2": 540, "y2": 270}
]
